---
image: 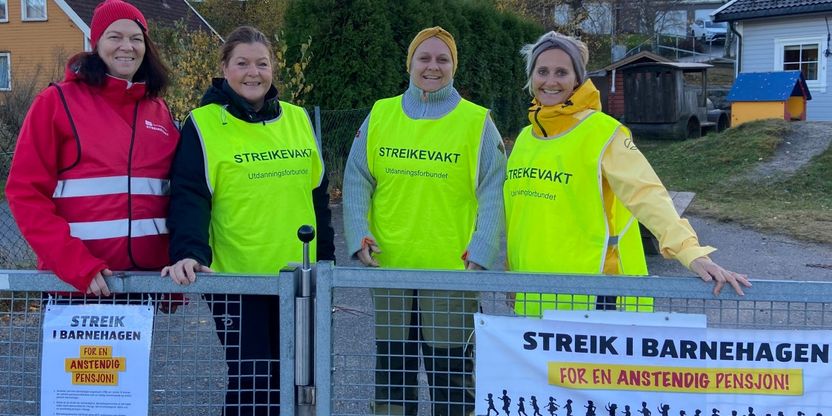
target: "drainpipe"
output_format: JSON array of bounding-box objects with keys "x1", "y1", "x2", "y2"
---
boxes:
[{"x1": 729, "y1": 20, "x2": 742, "y2": 76}]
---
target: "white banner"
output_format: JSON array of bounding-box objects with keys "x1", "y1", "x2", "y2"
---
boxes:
[
  {"x1": 475, "y1": 313, "x2": 832, "y2": 416},
  {"x1": 41, "y1": 303, "x2": 154, "y2": 416}
]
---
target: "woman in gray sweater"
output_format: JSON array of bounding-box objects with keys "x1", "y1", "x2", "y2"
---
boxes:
[{"x1": 343, "y1": 26, "x2": 505, "y2": 416}]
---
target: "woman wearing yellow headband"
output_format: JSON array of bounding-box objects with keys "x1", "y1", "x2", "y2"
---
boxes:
[{"x1": 344, "y1": 26, "x2": 506, "y2": 415}]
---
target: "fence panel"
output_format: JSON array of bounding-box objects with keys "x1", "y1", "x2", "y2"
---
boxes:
[
  {"x1": 317, "y1": 263, "x2": 832, "y2": 416},
  {"x1": 0, "y1": 271, "x2": 292, "y2": 416}
]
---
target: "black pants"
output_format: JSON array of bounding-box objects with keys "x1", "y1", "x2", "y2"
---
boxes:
[
  {"x1": 207, "y1": 294, "x2": 281, "y2": 416},
  {"x1": 374, "y1": 295, "x2": 474, "y2": 416}
]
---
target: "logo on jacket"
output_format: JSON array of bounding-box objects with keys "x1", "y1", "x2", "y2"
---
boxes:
[{"x1": 144, "y1": 120, "x2": 169, "y2": 136}]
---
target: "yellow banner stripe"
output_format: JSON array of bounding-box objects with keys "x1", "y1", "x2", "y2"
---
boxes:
[{"x1": 548, "y1": 362, "x2": 802, "y2": 395}]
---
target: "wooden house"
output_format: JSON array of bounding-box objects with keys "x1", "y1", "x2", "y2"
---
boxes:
[{"x1": 0, "y1": 0, "x2": 216, "y2": 94}]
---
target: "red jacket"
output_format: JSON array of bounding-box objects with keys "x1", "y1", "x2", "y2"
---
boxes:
[{"x1": 6, "y1": 66, "x2": 179, "y2": 291}]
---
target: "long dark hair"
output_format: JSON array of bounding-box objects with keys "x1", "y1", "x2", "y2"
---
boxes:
[{"x1": 70, "y1": 31, "x2": 170, "y2": 98}]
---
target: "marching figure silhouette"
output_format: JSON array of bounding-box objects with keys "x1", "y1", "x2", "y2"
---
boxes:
[
  {"x1": 624, "y1": 405, "x2": 632, "y2": 416},
  {"x1": 547, "y1": 397, "x2": 559, "y2": 416},
  {"x1": 501, "y1": 390, "x2": 512, "y2": 416},
  {"x1": 606, "y1": 402, "x2": 618, "y2": 416},
  {"x1": 531, "y1": 395, "x2": 543, "y2": 416},
  {"x1": 639, "y1": 402, "x2": 652, "y2": 416},
  {"x1": 658, "y1": 403, "x2": 670, "y2": 416},
  {"x1": 747, "y1": 407, "x2": 755, "y2": 416},
  {"x1": 486, "y1": 393, "x2": 499, "y2": 416},
  {"x1": 586, "y1": 400, "x2": 597, "y2": 416},
  {"x1": 518, "y1": 397, "x2": 529, "y2": 416},
  {"x1": 566, "y1": 399, "x2": 574, "y2": 416}
]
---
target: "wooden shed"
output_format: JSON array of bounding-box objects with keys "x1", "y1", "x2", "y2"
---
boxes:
[
  {"x1": 726, "y1": 71, "x2": 812, "y2": 127},
  {"x1": 588, "y1": 51, "x2": 669, "y2": 118},
  {"x1": 622, "y1": 62, "x2": 716, "y2": 139}
]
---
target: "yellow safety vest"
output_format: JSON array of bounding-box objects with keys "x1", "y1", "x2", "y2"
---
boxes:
[
  {"x1": 505, "y1": 111, "x2": 652, "y2": 316},
  {"x1": 366, "y1": 95, "x2": 485, "y2": 270},
  {"x1": 190, "y1": 102, "x2": 322, "y2": 273}
]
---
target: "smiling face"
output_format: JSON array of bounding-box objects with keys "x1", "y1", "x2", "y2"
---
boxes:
[
  {"x1": 409, "y1": 37, "x2": 453, "y2": 92},
  {"x1": 96, "y1": 19, "x2": 145, "y2": 81},
  {"x1": 222, "y1": 42, "x2": 273, "y2": 110},
  {"x1": 531, "y1": 48, "x2": 578, "y2": 106}
]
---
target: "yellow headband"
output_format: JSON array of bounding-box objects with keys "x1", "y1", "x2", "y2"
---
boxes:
[{"x1": 406, "y1": 26, "x2": 458, "y2": 75}]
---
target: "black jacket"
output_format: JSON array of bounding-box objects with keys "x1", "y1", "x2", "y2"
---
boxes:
[{"x1": 167, "y1": 78, "x2": 336, "y2": 266}]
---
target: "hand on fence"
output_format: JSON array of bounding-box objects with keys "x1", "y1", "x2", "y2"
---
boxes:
[
  {"x1": 86, "y1": 268, "x2": 112, "y2": 297},
  {"x1": 161, "y1": 258, "x2": 214, "y2": 286},
  {"x1": 357, "y1": 237, "x2": 381, "y2": 267},
  {"x1": 465, "y1": 261, "x2": 484, "y2": 270},
  {"x1": 690, "y1": 256, "x2": 751, "y2": 296}
]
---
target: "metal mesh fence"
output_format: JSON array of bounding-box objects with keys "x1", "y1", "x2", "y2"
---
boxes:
[
  {"x1": 0, "y1": 272, "x2": 290, "y2": 416},
  {"x1": 0, "y1": 152, "x2": 37, "y2": 270},
  {"x1": 317, "y1": 264, "x2": 832, "y2": 416},
  {"x1": 311, "y1": 107, "x2": 371, "y2": 196}
]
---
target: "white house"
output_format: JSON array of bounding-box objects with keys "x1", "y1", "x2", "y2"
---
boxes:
[{"x1": 713, "y1": 0, "x2": 832, "y2": 120}]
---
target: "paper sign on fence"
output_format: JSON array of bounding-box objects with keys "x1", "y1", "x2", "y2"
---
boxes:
[{"x1": 40, "y1": 303, "x2": 154, "y2": 416}]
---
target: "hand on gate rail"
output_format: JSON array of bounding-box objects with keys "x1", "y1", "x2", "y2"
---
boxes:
[
  {"x1": 86, "y1": 268, "x2": 113, "y2": 297},
  {"x1": 689, "y1": 256, "x2": 751, "y2": 296},
  {"x1": 357, "y1": 237, "x2": 382, "y2": 267},
  {"x1": 161, "y1": 258, "x2": 214, "y2": 286}
]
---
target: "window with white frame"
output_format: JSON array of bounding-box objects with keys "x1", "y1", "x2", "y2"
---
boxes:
[
  {"x1": 21, "y1": 0, "x2": 46, "y2": 21},
  {"x1": 0, "y1": 53, "x2": 10, "y2": 91},
  {"x1": 775, "y1": 37, "x2": 827, "y2": 91},
  {"x1": 1, "y1": 0, "x2": 8, "y2": 22}
]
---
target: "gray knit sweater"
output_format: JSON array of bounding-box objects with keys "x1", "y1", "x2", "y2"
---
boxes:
[{"x1": 342, "y1": 80, "x2": 506, "y2": 270}]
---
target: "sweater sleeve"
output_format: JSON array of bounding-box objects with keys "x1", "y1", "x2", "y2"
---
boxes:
[
  {"x1": 601, "y1": 127, "x2": 715, "y2": 269},
  {"x1": 342, "y1": 115, "x2": 377, "y2": 258},
  {"x1": 5, "y1": 89, "x2": 106, "y2": 291},
  {"x1": 465, "y1": 113, "x2": 506, "y2": 270},
  {"x1": 167, "y1": 116, "x2": 213, "y2": 266}
]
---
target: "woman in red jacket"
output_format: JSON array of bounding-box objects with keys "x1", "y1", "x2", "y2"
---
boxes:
[{"x1": 5, "y1": 0, "x2": 178, "y2": 296}]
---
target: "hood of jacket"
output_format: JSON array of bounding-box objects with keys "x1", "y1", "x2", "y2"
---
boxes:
[{"x1": 199, "y1": 78, "x2": 281, "y2": 123}]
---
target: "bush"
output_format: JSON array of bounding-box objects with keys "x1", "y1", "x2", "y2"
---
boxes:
[
  {"x1": 282, "y1": 0, "x2": 541, "y2": 194},
  {"x1": 283, "y1": 0, "x2": 541, "y2": 137},
  {"x1": 0, "y1": 69, "x2": 42, "y2": 168},
  {"x1": 153, "y1": 21, "x2": 314, "y2": 122}
]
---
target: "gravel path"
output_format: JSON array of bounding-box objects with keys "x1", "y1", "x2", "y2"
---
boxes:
[{"x1": 745, "y1": 121, "x2": 832, "y2": 179}]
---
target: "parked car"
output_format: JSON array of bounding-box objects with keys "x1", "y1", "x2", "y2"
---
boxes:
[{"x1": 690, "y1": 19, "x2": 727, "y2": 42}]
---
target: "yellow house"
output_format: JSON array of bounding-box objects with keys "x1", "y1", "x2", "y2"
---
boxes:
[
  {"x1": 0, "y1": 0, "x2": 215, "y2": 94},
  {"x1": 726, "y1": 71, "x2": 812, "y2": 127}
]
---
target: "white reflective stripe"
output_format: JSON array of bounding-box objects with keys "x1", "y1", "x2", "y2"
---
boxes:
[
  {"x1": 53, "y1": 176, "x2": 170, "y2": 198},
  {"x1": 68, "y1": 218, "x2": 168, "y2": 240}
]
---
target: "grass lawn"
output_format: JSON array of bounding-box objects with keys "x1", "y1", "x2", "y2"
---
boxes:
[{"x1": 638, "y1": 120, "x2": 832, "y2": 245}]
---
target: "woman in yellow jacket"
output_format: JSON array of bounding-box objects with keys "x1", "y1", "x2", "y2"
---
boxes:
[{"x1": 505, "y1": 32, "x2": 751, "y2": 317}]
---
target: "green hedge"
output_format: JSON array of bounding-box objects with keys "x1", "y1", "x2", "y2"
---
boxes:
[{"x1": 283, "y1": 0, "x2": 541, "y2": 138}]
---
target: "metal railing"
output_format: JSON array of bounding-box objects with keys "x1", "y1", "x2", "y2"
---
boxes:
[{"x1": 4, "y1": 263, "x2": 832, "y2": 415}]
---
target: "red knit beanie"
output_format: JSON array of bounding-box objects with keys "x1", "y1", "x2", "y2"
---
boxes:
[{"x1": 89, "y1": 0, "x2": 148, "y2": 49}]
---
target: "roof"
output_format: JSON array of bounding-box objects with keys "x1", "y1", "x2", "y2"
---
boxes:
[
  {"x1": 713, "y1": 0, "x2": 832, "y2": 22},
  {"x1": 727, "y1": 71, "x2": 812, "y2": 101},
  {"x1": 58, "y1": 0, "x2": 218, "y2": 40},
  {"x1": 622, "y1": 62, "x2": 714, "y2": 72},
  {"x1": 602, "y1": 51, "x2": 670, "y2": 72}
]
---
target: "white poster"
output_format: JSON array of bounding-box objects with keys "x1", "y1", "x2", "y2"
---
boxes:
[
  {"x1": 475, "y1": 313, "x2": 832, "y2": 416},
  {"x1": 41, "y1": 304, "x2": 154, "y2": 416}
]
